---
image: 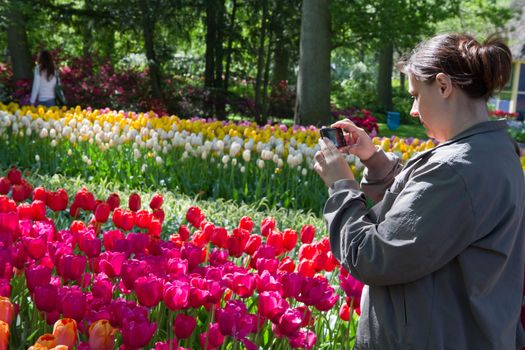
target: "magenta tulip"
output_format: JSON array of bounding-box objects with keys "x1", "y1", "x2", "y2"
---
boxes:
[
  {"x1": 163, "y1": 281, "x2": 190, "y2": 310},
  {"x1": 121, "y1": 318, "x2": 157, "y2": 349},
  {"x1": 34, "y1": 284, "x2": 58, "y2": 312},
  {"x1": 25, "y1": 265, "x2": 52, "y2": 293},
  {"x1": 173, "y1": 314, "x2": 196, "y2": 339},
  {"x1": 134, "y1": 275, "x2": 163, "y2": 308}
]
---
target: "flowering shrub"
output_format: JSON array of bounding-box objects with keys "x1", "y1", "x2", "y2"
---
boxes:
[
  {"x1": 331, "y1": 107, "x2": 379, "y2": 136},
  {"x1": 0, "y1": 168, "x2": 366, "y2": 348},
  {"x1": 490, "y1": 109, "x2": 519, "y2": 119}
]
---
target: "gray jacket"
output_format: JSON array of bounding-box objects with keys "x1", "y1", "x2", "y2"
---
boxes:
[{"x1": 324, "y1": 120, "x2": 525, "y2": 350}]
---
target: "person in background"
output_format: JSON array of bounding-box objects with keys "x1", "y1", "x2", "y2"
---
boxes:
[
  {"x1": 314, "y1": 33, "x2": 525, "y2": 349},
  {"x1": 30, "y1": 50, "x2": 57, "y2": 107}
]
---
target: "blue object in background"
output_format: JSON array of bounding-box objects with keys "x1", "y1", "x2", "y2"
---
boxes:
[{"x1": 387, "y1": 111, "x2": 400, "y2": 131}]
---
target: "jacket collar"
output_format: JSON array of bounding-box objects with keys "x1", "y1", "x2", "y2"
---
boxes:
[{"x1": 407, "y1": 119, "x2": 514, "y2": 164}]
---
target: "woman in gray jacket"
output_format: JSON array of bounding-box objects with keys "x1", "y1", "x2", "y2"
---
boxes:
[{"x1": 314, "y1": 33, "x2": 525, "y2": 350}]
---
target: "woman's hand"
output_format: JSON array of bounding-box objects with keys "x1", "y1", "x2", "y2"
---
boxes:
[
  {"x1": 314, "y1": 138, "x2": 355, "y2": 187},
  {"x1": 332, "y1": 119, "x2": 376, "y2": 161}
]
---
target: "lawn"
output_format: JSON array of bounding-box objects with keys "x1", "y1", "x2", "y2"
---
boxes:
[{"x1": 377, "y1": 122, "x2": 428, "y2": 139}]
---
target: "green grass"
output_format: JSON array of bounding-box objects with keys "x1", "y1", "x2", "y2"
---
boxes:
[
  {"x1": 13, "y1": 169, "x2": 326, "y2": 238},
  {"x1": 377, "y1": 122, "x2": 428, "y2": 139}
]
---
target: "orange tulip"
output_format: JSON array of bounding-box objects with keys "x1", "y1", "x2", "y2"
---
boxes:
[
  {"x1": 28, "y1": 345, "x2": 68, "y2": 350},
  {"x1": 32, "y1": 333, "x2": 57, "y2": 349},
  {"x1": 0, "y1": 321, "x2": 8, "y2": 350},
  {"x1": 89, "y1": 320, "x2": 116, "y2": 350},
  {"x1": 0, "y1": 297, "x2": 14, "y2": 325},
  {"x1": 53, "y1": 318, "x2": 77, "y2": 348}
]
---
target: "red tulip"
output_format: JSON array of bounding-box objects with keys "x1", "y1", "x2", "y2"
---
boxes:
[
  {"x1": 244, "y1": 235, "x2": 262, "y2": 256},
  {"x1": 260, "y1": 217, "x2": 276, "y2": 237},
  {"x1": 186, "y1": 206, "x2": 205, "y2": 227},
  {"x1": 267, "y1": 230, "x2": 285, "y2": 256},
  {"x1": 106, "y1": 193, "x2": 120, "y2": 211},
  {"x1": 178, "y1": 225, "x2": 191, "y2": 241},
  {"x1": 300, "y1": 224, "x2": 315, "y2": 244},
  {"x1": 7, "y1": 167, "x2": 21, "y2": 185},
  {"x1": 278, "y1": 257, "x2": 295, "y2": 273},
  {"x1": 134, "y1": 275, "x2": 163, "y2": 308},
  {"x1": 298, "y1": 259, "x2": 316, "y2": 277},
  {"x1": 227, "y1": 228, "x2": 249, "y2": 258},
  {"x1": 94, "y1": 202, "x2": 110, "y2": 223},
  {"x1": 148, "y1": 218, "x2": 162, "y2": 237},
  {"x1": 74, "y1": 188, "x2": 95, "y2": 211},
  {"x1": 128, "y1": 192, "x2": 141, "y2": 212},
  {"x1": 229, "y1": 272, "x2": 256, "y2": 298},
  {"x1": 46, "y1": 189, "x2": 68, "y2": 212},
  {"x1": 11, "y1": 184, "x2": 27, "y2": 202},
  {"x1": 238, "y1": 215, "x2": 254, "y2": 232},
  {"x1": 173, "y1": 314, "x2": 196, "y2": 339},
  {"x1": 149, "y1": 193, "x2": 163, "y2": 210},
  {"x1": 89, "y1": 320, "x2": 116, "y2": 350},
  {"x1": 103, "y1": 229, "x2": 125, "y2": 251},
  {"x1": 17, "y1": 203, "x2": 32, "y2": 220},
  {"x1": 0, "y1": 178, "x2": 10, "y2": 195},
  {"x1": 31, "y1": 200, "x2": 47, "y2": 221},
  {"x1": 282, "y1": 228, "x2": 298, "y2": 251},
  {"x1": 0, "y1": 212, "x2": 17, "y2": 233},
  {"x1": 32, "y1": 187, "x2": 47, "y2": 202},
  {"x1": 152, "y1": 208, "x2": 165, "y2": 223}
]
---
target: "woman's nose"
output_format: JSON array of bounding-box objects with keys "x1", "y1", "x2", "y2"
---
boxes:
[{"x1": 410, "y1": 105, "x2": 419, "y2": 117}]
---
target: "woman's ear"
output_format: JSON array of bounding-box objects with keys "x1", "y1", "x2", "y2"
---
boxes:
[{"x1": 435, "y1": 73, "x2": 452, "y2": 98}]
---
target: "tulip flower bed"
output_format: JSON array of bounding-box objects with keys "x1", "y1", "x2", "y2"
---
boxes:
[
  {"x1": 0, "y1": 167, "x2": 365, "y2": 349},
  {"x1": 0, "y1": 103, "x2": 445, "y2": 215}
]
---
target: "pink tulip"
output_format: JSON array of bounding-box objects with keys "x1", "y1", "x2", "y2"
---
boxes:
[
  {"x1": 57, "y1": 254, "x2": 87, "y2": 282},
  {"x1": 103, "y1": 229, "x2": 125, "y2": 251},
  {"x1": 258, "y1": 291, "x2": 289, "y2": 323},
  {"x1": 134, "y1": 275, "x2": 163, "y2": 308},
  {"x1": 121, "y1": 318, "x2": 157, "y2": 349},
  {"x1": 22, "y1": 235, "x2": 47, "y2": 260},
  {"x1": 229, "y1": 272, "x2": 256, "y2": 298},
  {"x1": 163, "y1": 281, "x2": 190, "y2": 310},
  {"x1": 278, "y1": 308, "x2": 303, "y2": 336},
  {"x1": 34, "y1": 285, "x2": 58, "y2": 312},
  {"x1": 289, "y1": 329, "x2": 317, "y2": 349},
  {"x1": 121, "y1": 259, "x2": 148, "y2": 291},
  {"x1": 98, "y1": 251, "x2": 126, "y2": 277},
  {"x1": 60, "y1": 287, "x2": 86, "y2": 322},
  {"x1": 256, "y1": 270, "x2": 281, "y2": 293},
  {"x1": 25, "y1": 265, "x2": 52, "y2": 293},
  {"x1": 200, "y1": 323, "x2": 224, "y2": 350},
  {"x1": 173, "y1": 314, "x2": 196, "y2": 339}
]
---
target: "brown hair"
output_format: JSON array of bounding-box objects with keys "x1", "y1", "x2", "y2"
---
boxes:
[
  {"x1": 397, "y1": 33, "x2": 512, "y2": 100},
  {"x1": 38, "y1": 50, "x2": 55, "y2": 81}
]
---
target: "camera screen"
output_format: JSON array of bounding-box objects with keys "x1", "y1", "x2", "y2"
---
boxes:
[{"x1": 320, "y1": 128, "x2": 346, "y2": 148}]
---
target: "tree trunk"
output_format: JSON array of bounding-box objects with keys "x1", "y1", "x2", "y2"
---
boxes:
[
  {"x1": 6, "y1": 1, "x2": 33, "y2": 81},
  {"x1": 141, "y1": 1, "x2": 163, "y2": 100},
  {"x1": 223, "y1": 0, "x2": 238, "y2": 94},
  {"x1": 294, "y1": 0, "x2": 331, "y2": 126},
  {"x1": 400, "y1": 70, "x2": 405, "y2": 92},
  {"x1": 377, "y1": 42, "x2": 394, "y2": 111},
  {"x1": 204, "y1": 0, "x2": 217, "y2": 88},
  {"x1": 254, "y1": 0, "x2": 269, "y2": 124},
  {"x1": 262, "y1": 12, "x2": 275, "y2": 123},
  {"x1": 82, "y1": 0, "x2": 94, "y2": 58},
  {"x1": 271, "y1": 44, "x2": 289, "y2": 86},
  {"x1": 214, "y1": 0, "x2": 226, "y2": 119}
]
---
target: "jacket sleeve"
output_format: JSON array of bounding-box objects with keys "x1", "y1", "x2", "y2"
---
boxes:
[
  {"x1": 324, "y1": 161, "x2": 476, "y2": 286},
  {"x1": 30, "y1": 67, "x2": 40, "y2": 105},
  {"x1": 360, "y1": 149, "x2": 403, "y2": 202}
]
